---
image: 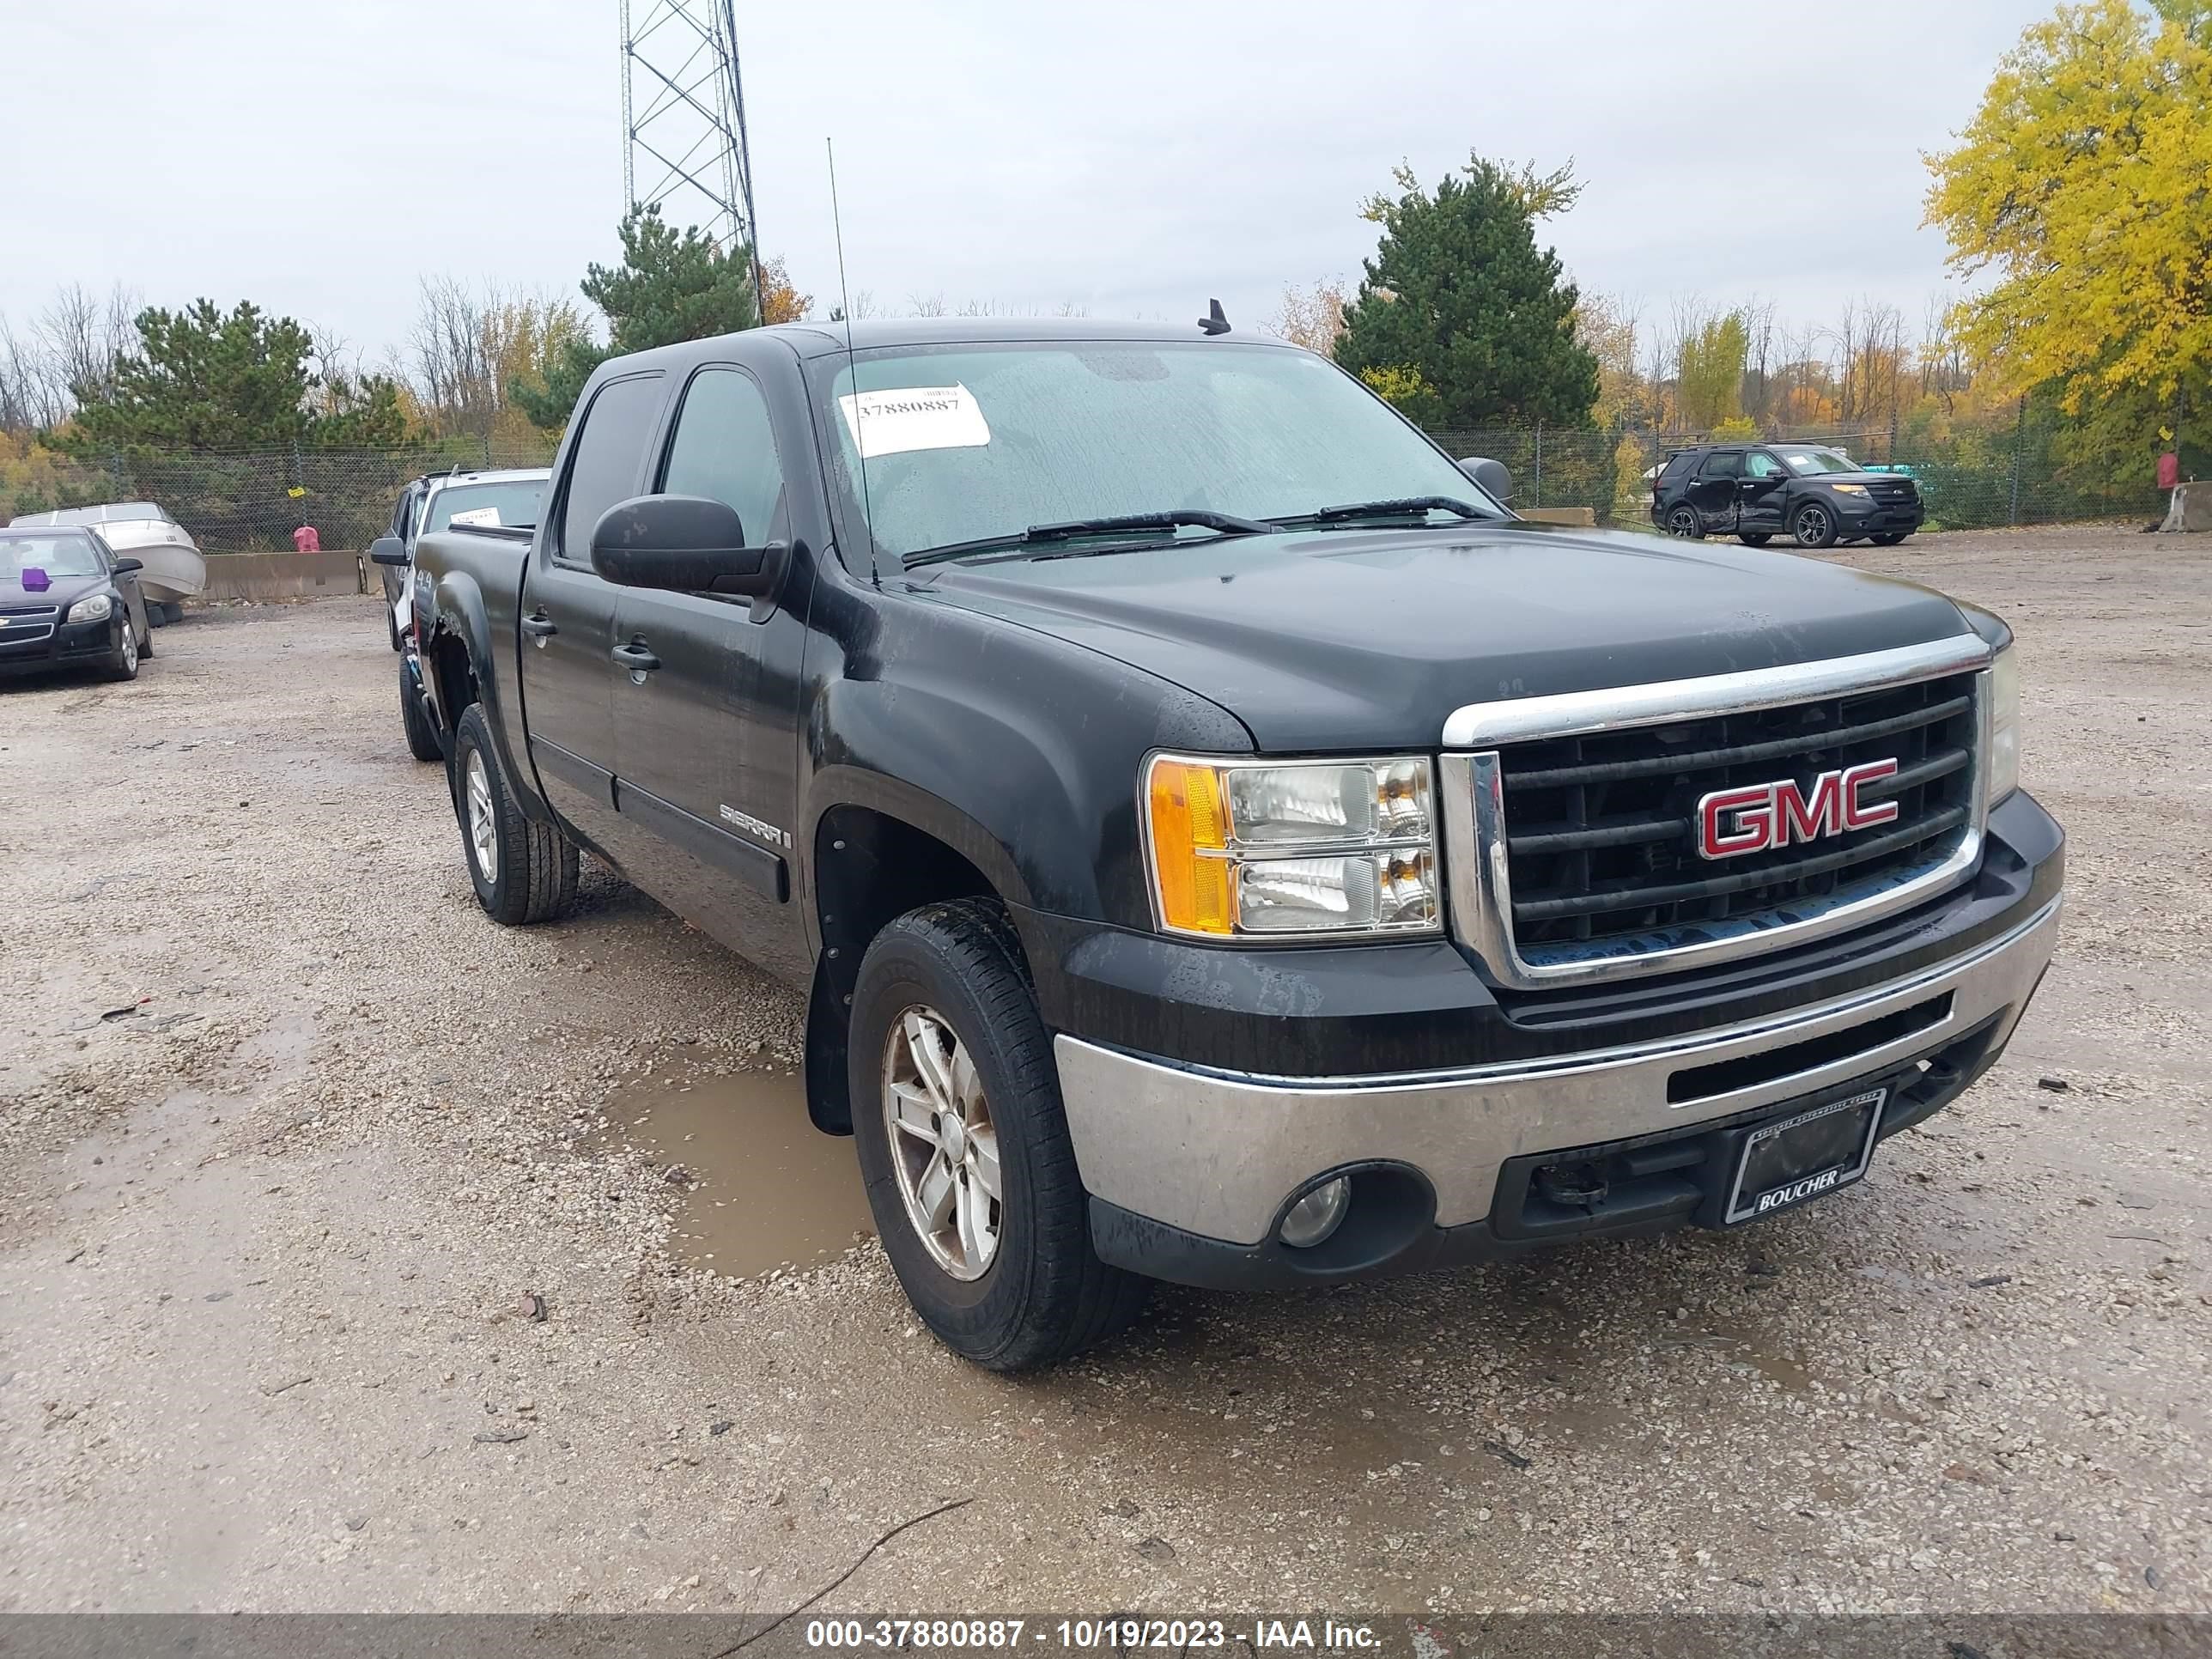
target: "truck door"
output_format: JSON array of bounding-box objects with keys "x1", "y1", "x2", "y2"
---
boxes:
[
  {"x1": 514, "y1": 371, "x2": 665, "y2": 855},
  {"x1": 1738, "y1": 449, "x2": 1790, "y2": 536},
  {"x1": 1692, "y1": 449, "x2": 1742, "y2": 533},
  {"x1": 603, "y1": 363, "x2": 811, "y2": 985}
]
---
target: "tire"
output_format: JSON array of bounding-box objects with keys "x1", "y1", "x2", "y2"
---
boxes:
[
  {"x1": 1872, "y1": 531, "x2": 1910, "y2": 545},
  {"x1": 1738, "y1": 532, "x2": 1772, "y2": 546},
  {"x1": 849, "y1": 897, "x2": 1149, "y2": 1370},
  {"x1": 1662, "y1": 502, "x2": 1704, "y2": 538},
  {"x1": 449, "y1": 702, "x2": 579, "y2": 925},
  {"x1": 104, "y1": 616, "x2": 140, "y2": 681},
  {"x1": 137, "y1": 618, "x2": 154, "y2": 659},
  {"x1": 388, "y1": 608, "x2": 404, "y2": 653},
  {"x1": 1791, "y1": 501, "x2": 1838, "y2": 549},
  {"x1": 400, "y1": 657, "x2": 443, "y2": 763}
]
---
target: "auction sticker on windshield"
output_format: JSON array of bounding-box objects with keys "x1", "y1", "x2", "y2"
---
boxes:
[
  {"x1": 838, "y1": 383, "x2": 990, "y2": 459},
  {"x1": 449, "y1": 506, "x2": 502, "y2": 527}
]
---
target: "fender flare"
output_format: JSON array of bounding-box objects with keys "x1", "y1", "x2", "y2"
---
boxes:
[{"x1": 425, "y1": 570, "x2": 542, "y2": 819}]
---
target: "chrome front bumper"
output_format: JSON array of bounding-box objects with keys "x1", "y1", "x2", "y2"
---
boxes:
[{"x1": 1054, "y1": 896, "x2": 2060, "y2": 1248}]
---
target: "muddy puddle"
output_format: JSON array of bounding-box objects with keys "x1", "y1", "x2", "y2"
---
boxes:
[{"x1": 600, "y1": 1060, "x2": 877, "y2": 1277}]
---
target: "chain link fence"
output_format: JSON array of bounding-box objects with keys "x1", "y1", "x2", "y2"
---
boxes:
[
  {"x1": 3, "y1": 435, "x2": 556, "y2": 554},
  {"x1": 0, "y1": 419, "x2": 2174, "y2": 556},
  {"x1": 1424, "y1": 422, "x2": 2171, "y2": 532}
]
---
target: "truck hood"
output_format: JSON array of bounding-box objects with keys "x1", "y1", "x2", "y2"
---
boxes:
[{"x1": 914, "y1": 521, "x2": 1975, "y2": 751}]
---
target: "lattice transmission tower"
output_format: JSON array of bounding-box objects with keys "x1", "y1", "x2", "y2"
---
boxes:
[{"x1": 618, "y1": 0, "x2": 764, "y2": 301}]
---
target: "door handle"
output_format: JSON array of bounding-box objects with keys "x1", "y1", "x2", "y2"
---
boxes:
[
  {"x1": 611, "y1": 641, "x2": 661, "y2": 672},
  {"x1": 521, "y1": 613, "x2": 556, "y2": 637}
]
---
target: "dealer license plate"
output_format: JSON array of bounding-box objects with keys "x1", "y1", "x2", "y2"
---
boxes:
[{"x1": 1723, "y1": 1087, "x2": 1887, "y2": 1225}]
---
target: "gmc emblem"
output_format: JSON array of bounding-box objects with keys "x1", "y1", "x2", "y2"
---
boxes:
[{"x1": 1697, "y1": 757, "x2": 1900, "y2": 860}]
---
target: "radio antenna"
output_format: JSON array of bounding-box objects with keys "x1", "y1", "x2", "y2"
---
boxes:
[{"x1": 826, "y1": 137, "x2": 875, "y2": 578}]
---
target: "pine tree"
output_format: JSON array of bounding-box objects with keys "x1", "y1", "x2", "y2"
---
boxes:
[
  {"x1": 67, "y1": 300, "x2": 406, "y2": 452},
  {"x1": 1334, "y1": 157, "x2": 1600, "y2": 428},
  {"x1": 514, "y1": 204, "x2": 785, "y2": 430}
]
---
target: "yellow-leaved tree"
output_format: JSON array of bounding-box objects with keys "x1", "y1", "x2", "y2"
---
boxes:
[{"x1": 1924, "y1": 0, "x2": 2211, "y2": 448}]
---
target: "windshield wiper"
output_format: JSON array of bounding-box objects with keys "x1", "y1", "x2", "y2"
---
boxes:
[
  {"x1": 1270, "y1": 495, "x2": 1488, "y2": 528},
  {"x1": 902, "y1": 509, "x2": 1274, "y2": 569}
]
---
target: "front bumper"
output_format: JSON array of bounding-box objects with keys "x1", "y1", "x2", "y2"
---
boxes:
[
  {"x1": 1047, "y1": 792, "x2": 2062, "y2": 1288},
  {"x1": 0, "y1": 614, "x2": 125, "y2": 677},
  {"x1": 1838, "y1": 498, "x2": 1926, "y2": 534}
]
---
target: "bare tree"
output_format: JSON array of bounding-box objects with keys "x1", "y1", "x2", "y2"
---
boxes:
[
  {"x1": 38, "y1": 282, "x2": 137, "y2": 406},
  {"x1": 412, "y1": 275, "x2": 498, "y2": 437},
  {"x1": 1267, "y1": 280, "x2": 1349, "y2": 355}
]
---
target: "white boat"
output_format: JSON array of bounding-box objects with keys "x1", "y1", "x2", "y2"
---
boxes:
[{"x1": 9, "y1": 501, "x2": 207, "y2": 607}]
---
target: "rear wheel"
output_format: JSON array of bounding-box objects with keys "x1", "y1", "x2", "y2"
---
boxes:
[
  {"x1": 849, "y1": 898, "x2": 1148, "y2": 1370},
  {"x1": 1791, "y1": 501, "x2": 1838, "y2": 549},
  {"x1": 1872, "y1": 531, "x2": 1911, "y2": 545},
  {"x1": 1662, "y1": 503, "x2": 1703, "y2": 538},
  {"x1": 400, "y1": 656, "x2": 443, "y2": 763},
  {"x1": 449, "y1": 703, "x2": 578, "y2": 925},
  {"x1": 1738, "y1": 532, "x2": 1772, "y2": 546}
]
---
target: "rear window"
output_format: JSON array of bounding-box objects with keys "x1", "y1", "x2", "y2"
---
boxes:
[{"x1": 423, "y1": 480, "x2": 545, "y2": 534}]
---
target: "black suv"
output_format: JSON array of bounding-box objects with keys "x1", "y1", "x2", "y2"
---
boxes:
[{"x1": 1652, "y1": 442, "x2": 1923, "y2": 548}]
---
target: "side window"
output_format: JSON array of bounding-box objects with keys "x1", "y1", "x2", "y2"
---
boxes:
[
  {"x1": 1745, "y1": 452, "x2": 1784, "y2": 479},
  {"x1": 1701, "y1": 450, "x2": 1743, "y2": 480},
  {"x1": 1658, "y1": 453, "x2": 1696, "y2": 483},
  {"x1": 556, "y1": 374, "x2": 666, "y2": 564},
  {"x1": 659, "y1": 367, "x2": 784, "y2": 545}
]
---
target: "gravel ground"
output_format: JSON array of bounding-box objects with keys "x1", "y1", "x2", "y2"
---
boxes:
[{"x1": 1, "y1": 526, "x2": 2206, "y2": 1619}]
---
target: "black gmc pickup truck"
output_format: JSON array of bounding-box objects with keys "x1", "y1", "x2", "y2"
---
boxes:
[{"x1": 408, "y1": 319, "x2": 2063, "y2": 1370}]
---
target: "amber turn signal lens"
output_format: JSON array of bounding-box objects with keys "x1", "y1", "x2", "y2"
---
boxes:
[{"x1": 1147, "y1": 759, "x2": 1233, "y2": 935}]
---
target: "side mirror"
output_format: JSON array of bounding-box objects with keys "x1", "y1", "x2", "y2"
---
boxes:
[
  {"x1": 368, "y1": 536, "x2": 409, "y2": 567},
  {"x1": 1457, "y1": 456, "x2": 1514, "y2": 503},
  {"x1": 591, "y1": 495, "x2": 771, "y2": 597},
  {"x1": 111, "y1": 556, "x2": 143, "y2": 574}
]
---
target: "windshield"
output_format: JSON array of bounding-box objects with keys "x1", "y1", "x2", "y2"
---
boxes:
[
  {"x1": 817, "y1": 341, "x2": 1493, "y2": 562},
  {"x1": 1778, "y1": 448, "x2": 1858, "y2": 477},
  {"x1": 422, "y1": 480, "x2": 544, "y2": 533},
  {"x1": 0, "y1": 532, "x2": 103, "y2": 579}
]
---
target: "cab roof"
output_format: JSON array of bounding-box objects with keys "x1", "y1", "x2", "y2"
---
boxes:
[{"x1": 616, "y1": 316, "x2": 1301, "y2": 368}]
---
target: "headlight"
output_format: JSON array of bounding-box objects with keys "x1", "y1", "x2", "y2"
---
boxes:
[
  {"x1": 1144, "y1": 755, "x2": 1439, "y2": 939},
  {"x1": 1828, "y1": 483, "x2": 1869, "y2": 496},
  {"x1": 67, "y1": 592, "x2": 113, "y2": 623},
  {"x1": 1985, "y1": 645, "x2": 2020, "y2": 805}
]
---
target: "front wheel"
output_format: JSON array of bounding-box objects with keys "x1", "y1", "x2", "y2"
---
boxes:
[
  {"x1": 449, "y1": 703, "x2": 579, "y2": 925},
  {"x1": 849, "y1": 898, "x2": 1148, "y2": 1370},
  {"x1": 104, "y1": 617, "x2": 140, "y2": 681},
  {"x1": 1662, "y1": 503, "x2": 1704, "y2": 538},
  {"x1": 1792, "y1": 501, "x2": 1839, "y2": 549},
  {"x1": 1872, "y1": 531, "x2": 1911, "y2": 545}
]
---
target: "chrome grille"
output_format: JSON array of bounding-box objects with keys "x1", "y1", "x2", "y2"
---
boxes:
[{"x1": 1441, "y1": 640, "x2": 1993, "y2": 988}]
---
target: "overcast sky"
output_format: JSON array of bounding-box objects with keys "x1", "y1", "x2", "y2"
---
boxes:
[{"x1": 5, "y1": 1, "x2": 2041, "y2": 368}]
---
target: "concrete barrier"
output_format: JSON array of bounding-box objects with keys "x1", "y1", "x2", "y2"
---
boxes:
[
  {"x1": 200, "y1": 549, "x2": 368, "y2": 602},
  {"x1": 2160, "y1": 481, "x2": 2211, "y2": 533},
  {"x1": 1519, "y1": 506, "x2": 1599, "y2": 527}
]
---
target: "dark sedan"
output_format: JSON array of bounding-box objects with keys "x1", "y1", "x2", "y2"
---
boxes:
[{"x1": 0, "y1": 526, "x2": 151, "y2": 682}]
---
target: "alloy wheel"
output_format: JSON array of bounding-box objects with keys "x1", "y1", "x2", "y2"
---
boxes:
[
  {"x1": 465, "y1": 750, "x2": 498, "y2": 878},
  {"x1": 1796, "y1": 505, "x2": 1831, "y2": 545},
  {"x1": 1666, "y1": 507, "x2": 1698, "y2": 537},
  {"x1": 881, "y1": 1006, "x2": 1002, "y2": 1280},
  {"x1": 120, "y1": 625, "x2": 138, "y2": 673}
]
